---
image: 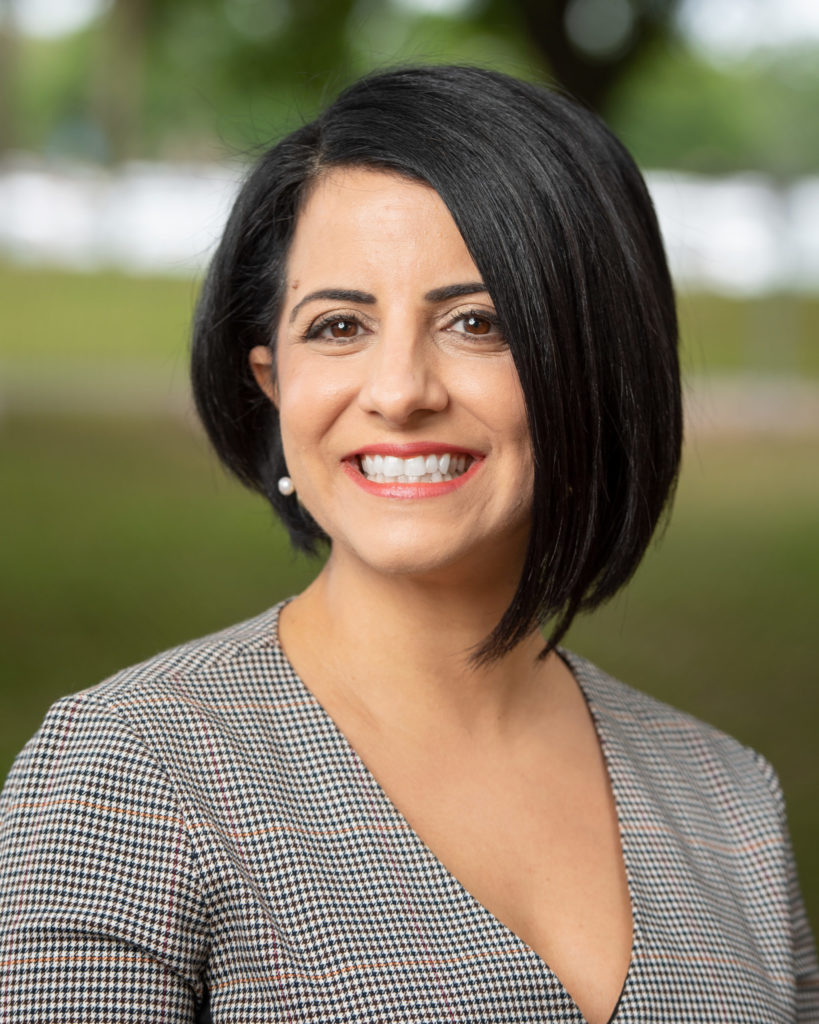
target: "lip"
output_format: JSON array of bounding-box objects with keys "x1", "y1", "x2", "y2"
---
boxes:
[{"x1": 342, "y1": 445, "x2": 483, "y2": 499}]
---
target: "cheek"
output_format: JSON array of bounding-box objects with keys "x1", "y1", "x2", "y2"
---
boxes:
[
  {"x1": 275, "y1": 355, "x2": 356, "y2": 452},
  {"x1": 492, "y1": 370, "x2": 533, "y2": 488},
  {"x1": 469, "y1": 362, "x2": 530, "y2": 448},
  {"x1": 501, "y1": 372, "x2": 531, "y2": 450}
]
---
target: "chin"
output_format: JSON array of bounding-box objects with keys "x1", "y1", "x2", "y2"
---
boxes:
[
  {"x1": 337, "y1": 530, "x2": 527, "y2": 589},
  {"x1": 354, "y1": 546, "x2": 465, "y2": 580}
]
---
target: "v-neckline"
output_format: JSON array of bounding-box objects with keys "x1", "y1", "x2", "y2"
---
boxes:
[{"x1": 269, "y1": 601, "x2": 639, "y2": 1024}]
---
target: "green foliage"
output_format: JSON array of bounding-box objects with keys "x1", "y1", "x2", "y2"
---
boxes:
[
  {"x1": 13, "y1": 30, "x2": 103, "y2": 157},
  {"x1": 609, "y1": 41, "x2": 819, "y2": 175},
  {"x1": 136, "y1": 1, "x2": 542, "y2": 158},
  {"x1": 5, "y1": 0, "x2": 819, "y2": 171}
]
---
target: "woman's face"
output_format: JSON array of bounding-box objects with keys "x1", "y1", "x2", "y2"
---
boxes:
[{"x1": 250, "y1": 167, "x2": 534, "y2": 585}]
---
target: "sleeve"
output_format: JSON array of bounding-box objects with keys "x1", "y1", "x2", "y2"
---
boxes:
[
  {"x1": 789, "y1": 836, "x2": 819, "y2": 1022},
  {"x1": 755, "y1": 752, "x2": 819, "y2": 1021},
  {"x1": 0, "y1": 691, "x2": 210, "y2": 1023}
]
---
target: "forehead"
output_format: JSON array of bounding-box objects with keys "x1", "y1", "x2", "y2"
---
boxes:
[{"x1": 285, "y1": 167, "x2": 480, "y2": 290}]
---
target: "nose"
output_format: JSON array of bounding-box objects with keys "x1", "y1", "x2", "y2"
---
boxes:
[{"x1": 357, "y1": 327, "x2": 448, "y2": 425}]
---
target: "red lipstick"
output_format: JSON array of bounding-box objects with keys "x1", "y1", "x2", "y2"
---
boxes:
[{"x1": 342, "y1": 448, "x2": 483, "y2": 499}]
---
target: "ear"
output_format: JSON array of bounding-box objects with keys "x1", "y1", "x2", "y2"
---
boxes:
[{"x1": 249, "y1": 345, "x2": 279, "y2": 407}]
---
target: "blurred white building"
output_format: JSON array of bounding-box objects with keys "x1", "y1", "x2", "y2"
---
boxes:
[{"x1": 0, "y1": 159, "x2": 818, "y2": 295}]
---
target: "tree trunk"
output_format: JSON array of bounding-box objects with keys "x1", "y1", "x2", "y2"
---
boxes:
[
  {"x1": 0, "y1": 0, "x2": 19, "y2": 154},
  {"x1": 93, "y1": 0, "x2": 151, "y2": 163},
  {"x1": 506, "y1": 0, "x2": 677, "y2": 113}
]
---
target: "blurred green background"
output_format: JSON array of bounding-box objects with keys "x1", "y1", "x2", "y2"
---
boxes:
[{"x1": 1, "y1": 0, "x2": 817, "y2": 935}]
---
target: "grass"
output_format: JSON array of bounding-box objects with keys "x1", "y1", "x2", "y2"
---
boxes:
[
  {"x1": 2, "y1": 263, "x2": 819, "y2": 392},
  {"x1": 0, "y1": 413, "x2": 817, "y2": 932},
  {"x1": 0, "y1": 263, "x2": 199, "y2": 365},
  {"x1": 677, "y1": 290, "x2": 819, "y2": 378}
]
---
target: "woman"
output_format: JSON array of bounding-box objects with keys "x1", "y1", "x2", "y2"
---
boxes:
[{"x1": 1, "y1": 66, "x2": 816, "y2": 1023}]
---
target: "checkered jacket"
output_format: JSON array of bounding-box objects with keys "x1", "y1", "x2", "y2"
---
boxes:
[{"x1": 1, "y1": 602, "x2": 817, "y2": 1022}]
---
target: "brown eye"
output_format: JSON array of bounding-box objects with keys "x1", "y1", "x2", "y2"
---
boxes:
[
  {"x1": 328, "y1": 319, "x2": 358, "y2": 338},
  {"x1": 304, "y1": 313, "x2": 366, "y2": 343},
  {"x1": 446, "y1": 311, "x2": 505, "y2": 345},
  {"x1": 463, "y1": 315, "x2": 491, "y2": 335}
]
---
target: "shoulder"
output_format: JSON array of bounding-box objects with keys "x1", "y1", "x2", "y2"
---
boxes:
[
  {"x1": 0, "y1": 622, "x2": 229, "y2": 995},
  {"x1": 2, "y1": 602, "x2": 302, "y2": 807},
  {"x1": 52, "y1": 601, "x2": 296, "y2": 726},
  {"x1": 562, "y1": 652, "x2": 819, "y2": 1007},
  {"x1": 90, "y1": 601, "x2": 288, "y2": 703},
  {"x1": 563, "y1": 650, "x2": 786, "y2": 820}
]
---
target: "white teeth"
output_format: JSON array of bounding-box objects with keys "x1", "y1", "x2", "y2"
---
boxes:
[
  {"x1": 360, "y1": 454, "x2": 383, "y2": 476},
  {"x1": 382, "y1": 455, "x2": 404, "y2": 478},
  {"x1": 358, "y1": 452, "x2": 473, "y2": 484}
]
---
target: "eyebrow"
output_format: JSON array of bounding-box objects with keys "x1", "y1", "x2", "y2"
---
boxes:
[
  {"x1": 424, "y1": 282, "x2": 488, "y2": 303},
  {"x1": 288, "y1": 289, "x2": 375, "y2": 323},
  {"x1": 287, "y1": 282, "x2": 488, "y2": 323}
]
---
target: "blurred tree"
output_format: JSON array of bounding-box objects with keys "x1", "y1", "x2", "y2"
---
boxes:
[
  {"x1": 493, "y1": 0, "x2": 680, "y2": 112},
  {"x1": 221, "y1": 0, "x2": 358, "y2": 102},
  {"x1": 0, "y1": 0, "x2": 19, "y2": 153},
  {"x1": 89, "y1": 0, "x2": 688, "y2": 160},
  {"x1": 88, "y1": 0, "x2": 147, "y2": 160},
  {"x1": 7, "y1": 0, "x2": 819, "y2": 174},
  {"x1": 92, "y1": 0, "x2": 360, "y2": 160},
  {"x1": 609, "y1": 43, "x2": 819, "y2": 176}
]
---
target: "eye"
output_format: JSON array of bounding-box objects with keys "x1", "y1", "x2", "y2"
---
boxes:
[
  {"x1": 446, "y1": 310, "x2": 505, "y2": 342},
  {"x1": 305, "y1": 315, "x2": 364, "y2": 341},
  {"x1": 459, "y1": 314, "x2": 492, "y2": 336},
  {"x1": 324, "y1": 319, "x2": 358, "y2": 339}
]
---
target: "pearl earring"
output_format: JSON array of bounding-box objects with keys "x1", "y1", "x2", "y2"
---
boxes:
[{"x1": 277, "y1": 476, "x2": 295, "y2": 496}]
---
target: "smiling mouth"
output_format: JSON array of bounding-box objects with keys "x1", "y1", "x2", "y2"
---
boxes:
[{"x1": 357, "y1": 452, "x2": 475, "y2": 484}]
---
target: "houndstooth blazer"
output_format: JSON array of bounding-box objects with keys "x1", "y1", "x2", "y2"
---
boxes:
[{"x1": 1, "y1": 601, "x2": 817, "y2": 1023}]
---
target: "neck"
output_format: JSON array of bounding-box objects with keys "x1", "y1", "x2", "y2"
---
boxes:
[{"x1": 279, "y1": 554, "x2": 553, "y2": 740}]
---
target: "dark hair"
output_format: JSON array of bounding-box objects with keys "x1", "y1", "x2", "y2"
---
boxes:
[{"x1": 191, "y1": 64, "x2": 682, "y2": 662}]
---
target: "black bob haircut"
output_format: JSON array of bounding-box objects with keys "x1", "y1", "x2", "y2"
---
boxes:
[{"x1": 191, "y1": 64, "x2": 682, "y2": 663}]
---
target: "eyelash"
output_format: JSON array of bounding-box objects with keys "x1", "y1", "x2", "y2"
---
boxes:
[
  {"x1": 302, "y1": 309, "x2": 504, "y2": 342},
  {"x1": 446, "y1": 309, "x2": 504, "y2": 338},
  {"x1": 302, "y1": 313, "x2": 366, "y2": 342}
]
